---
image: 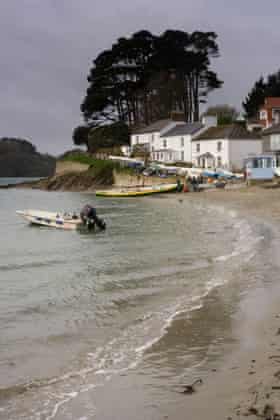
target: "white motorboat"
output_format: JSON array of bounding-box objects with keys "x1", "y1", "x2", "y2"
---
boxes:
[{"x1": 16, "y1": 210, "x2": 82, "y2": 230}]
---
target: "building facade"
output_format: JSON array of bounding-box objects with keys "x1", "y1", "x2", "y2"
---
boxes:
[
  {"x1": 131, "y1": 116, "x2": 217, "y2": 163},
  {"x1": 258, "y1": 97, "x2": 280, "y2": 128},
  {"x1": 263, "y1": 123, "x2": 280, "y2": 152},
  {"x1": 192, "y1": 125, "x2": 263, "y2": 171}
]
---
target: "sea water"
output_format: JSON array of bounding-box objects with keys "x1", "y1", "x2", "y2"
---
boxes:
[{"x1": 0, "y1": 188, "x2": 272, "y2": 419}]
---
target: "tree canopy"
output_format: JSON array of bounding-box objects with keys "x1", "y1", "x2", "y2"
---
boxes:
[
  {"x1": 72, "y1": 126, "x2": 91, "y2": 147},
  {"x1": 204, "y1": 104, "x2": 238, "y2": 125},
  {"x1": 243, "y1": 70, "x2": 280, "y2": 119},
  {"x1": 87, "y1": 121, "x2": 130, "y2": 153},
  {"x1": 80, "y1": 29, "x2": 223, "y2": 128}
]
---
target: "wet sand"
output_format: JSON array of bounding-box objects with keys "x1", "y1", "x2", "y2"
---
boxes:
[{"x1": 170, "y1": 186, "x2": 280, "y2": 419}]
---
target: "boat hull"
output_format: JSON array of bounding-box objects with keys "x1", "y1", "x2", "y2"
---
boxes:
[
  {"x1": 16, "y1": 210, "x2": 81, "y2": 230},
  {"x1": 96, "y1": 184, "x2": 177, "y2": 197}
]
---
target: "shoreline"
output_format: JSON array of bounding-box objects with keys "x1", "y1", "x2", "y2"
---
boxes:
[
  {"x1": 3, "y1": 184, "x2": 280, "y2": 418},
  {"x1": 169, "y1": 188, "x2": 280, "y2": 419}
]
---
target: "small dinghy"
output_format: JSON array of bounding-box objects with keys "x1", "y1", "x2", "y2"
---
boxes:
[
  {"x1": 95, "y1": 183, "x2": 177, "y2": 197},
  {"x1": 16, "y1": 205, "x2": 106, "y2": 231}
]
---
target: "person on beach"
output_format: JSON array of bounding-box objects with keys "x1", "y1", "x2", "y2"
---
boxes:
[
  {"x1": 192, "y1": 176, "x2": 198, "y2": 192},
  {"x1": 176, "y1": 179, "x2": 183, "y2": 192}
]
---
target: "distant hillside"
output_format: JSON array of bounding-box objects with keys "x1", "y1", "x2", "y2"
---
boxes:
[{"x1": 0, "y1": 138, "x2": 56, "y2": 177}]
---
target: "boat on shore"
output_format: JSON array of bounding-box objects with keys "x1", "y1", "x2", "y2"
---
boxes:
[{"x1": 95, "y1": 183, "x2": 177, "y2": 197}]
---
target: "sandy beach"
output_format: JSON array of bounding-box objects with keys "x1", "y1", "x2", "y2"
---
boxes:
[{"x1": 166, "y1": 186, "x2": 280, "y2": 420}]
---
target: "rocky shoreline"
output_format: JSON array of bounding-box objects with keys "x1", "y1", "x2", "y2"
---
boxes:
[{"x1": 2, "y1": 167, "x2": 178, "y2": 192}]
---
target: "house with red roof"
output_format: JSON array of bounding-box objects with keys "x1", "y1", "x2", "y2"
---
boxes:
[{"x1": 259, "y1": 97, "x2": 280, "y2": 128}]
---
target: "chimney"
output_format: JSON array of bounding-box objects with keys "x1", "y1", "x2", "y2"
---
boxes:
[{"x1": 202, "y1": 115, "x2": 218, "y2": 128}]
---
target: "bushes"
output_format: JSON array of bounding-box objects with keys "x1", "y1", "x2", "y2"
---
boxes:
[{"x1": 60, "y1": 153, "x2": 135, "y2": 185}]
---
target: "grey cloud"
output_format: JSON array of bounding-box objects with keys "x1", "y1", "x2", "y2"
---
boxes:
[{"x1": 1, "y1": 0, "x2": 280, "y2": 153}]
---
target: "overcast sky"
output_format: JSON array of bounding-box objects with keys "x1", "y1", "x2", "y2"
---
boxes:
[{"x1": 1, "y1": 0, "x2": 280, "y2": 155}]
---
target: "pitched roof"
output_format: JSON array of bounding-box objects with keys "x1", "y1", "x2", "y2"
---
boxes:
[
  {"x1": 194, "y1": 124, "x2": 262, "y2": 141},
  {"x1": 161, "y1": 122, "x2": 203, "y2": 137},
  {"x1": 132, "y1": 119, "x2": 172, "y2": 134},
  {"x1": 263, "y1": 123, "x2": 280, "y2": 135}
]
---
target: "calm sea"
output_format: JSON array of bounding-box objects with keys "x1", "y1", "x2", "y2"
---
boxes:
[
  {"x1": 0, "y1": 188, "x2": 274, "y2": 419},
  {"x1": 0, "y1": 178, "x2": 43, "y2": 186}
]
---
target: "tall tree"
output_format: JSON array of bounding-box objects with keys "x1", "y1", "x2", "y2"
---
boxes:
[
  {"x1": 243, "y1": 70, "x2": 280, "y2": 119},
  {"x1": 242, "y1": 77, "x2": 266, "y2": 119},
  {"x1": 205, "y1": 104, "x2": 238, "y2": 125},
  {"x1": 80, "y1": 29, "x2": 223, "y2": 128}
]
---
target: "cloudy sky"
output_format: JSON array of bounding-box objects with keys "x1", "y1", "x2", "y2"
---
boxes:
[{"x1": 1, "y1": 0, "x2": 280, "y2": 155}]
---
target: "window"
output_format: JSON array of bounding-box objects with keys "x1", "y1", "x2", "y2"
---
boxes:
[
  {"x1": 151, "y1": 134, "x2": 155, "y2": 143},
  {"x1": 181, "y1": 137, "x2": 184, "y2": 147},
  {"x1": 217, "y1": 141, "x2": 222, "y2": 152},
  {"x1": 181, "y1": 151, "x2": 184, "y2": 161},
  {"x1": 136, "y1": 136, "x2": 139, "y2": 144},
  {"x1": 252, "y1": 158, "x2": 262, "y2": 168},
  {"x1": 263, "y1": 157, "x2": 272, "y2": 168},
  {"x1": 196, "y1": 143, "x2": 200, "y2": 152},
  {"x1": 260, "y1": 110, "x2": 267, "y2": 120},
  {"x1": 163, "y1": 139, "x2": 167, "y2": 148},
  {"x1": 160, "y1": 153, "x2": 163, "y2": 160},
  {"x1": 217, "y1": 156, "x2": 222, "y2": 167}
]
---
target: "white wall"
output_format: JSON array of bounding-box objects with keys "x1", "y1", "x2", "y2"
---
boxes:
[
  {"x1": 131, "y1": 131, "x2": 165, "y2": 152},
  {"x1": 151, "y1": 149, "x2": 180, "y2": 162},
  {"x1": 271, "y1": 134, "x2": 280, "y2": 150},
  {"x1": 229, "y1": 140, "x2": 263, "y2": 170},
  {"x1": 192, "y1": 138, "x2": 263, "y2": 170},
  {"x1": 159, "y1": 134, "x2": 192, "y2": 162},
  {"x1": 191, "y1": 139, "x2": 229, "y2": 168},
  {"x1": 130, "y1": 122, "x2": 183, "y2": 152}
]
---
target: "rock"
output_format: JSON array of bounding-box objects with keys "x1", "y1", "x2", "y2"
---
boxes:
[
  {"x1": 263, "y1": 403, "x2": 276, "y2": 419},
  {"x1": 180, "y1": 379, "x2": 203, "y2": 394},
  {"x1": 248, "y1": 406, "x2": 259, "y2": 415}
]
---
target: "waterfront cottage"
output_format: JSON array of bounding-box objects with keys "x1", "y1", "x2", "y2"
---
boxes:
[
  {"x1": 247, "y1": 97, "x2": 280, "y2": 132},
  {"x1": 130, "y1": 117, "x2": 185, "y2": 160},
  {"x1": 192, "y1": 124, "x2": 263, "y2": 171},
  {"x1": 263, "y1": 123, "x2": 280, "y2": 153},
  {"x1": 130, "y1": 115, "x2": 217, "y2": 163},
  {"x1": 259, "y1": 97, "x2": 280, "y2": 128},
  {"x1": 156, "y1": 122, "x2": 204, "y2": 163}
]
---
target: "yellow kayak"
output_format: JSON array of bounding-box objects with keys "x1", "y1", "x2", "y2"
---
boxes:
[{"x1": 95, "y1": 184, "x2": 177, "y2": 197}]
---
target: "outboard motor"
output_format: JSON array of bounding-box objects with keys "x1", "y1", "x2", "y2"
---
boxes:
[{"x1": 80, "y1": 205, "x2": 106, "y2": 231}]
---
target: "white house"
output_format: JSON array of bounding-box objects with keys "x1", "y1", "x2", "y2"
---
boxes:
[
  {"x1": 130, "y1": 115, "x2": 217, "y2": 163},
  {"x1": 192, "y1": 124, "x2": 263, "y2": 171},
  {"x1": 130, "y1": 118, "x2": 185, "y2": 158},
  {"x1": 263, "y1": 123, "x2": 280, "y2": 153}
]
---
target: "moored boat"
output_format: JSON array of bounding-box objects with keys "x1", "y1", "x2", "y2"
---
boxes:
[
  {"x1": 95, "y1": 183, "x2": 177, "y2": 197},
  {"x1": 16, "y1": 210, "x2": 82, "y2": 230},
  {"x1": 16, "y1": 206, "x2": 106, "y2": 231}
]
